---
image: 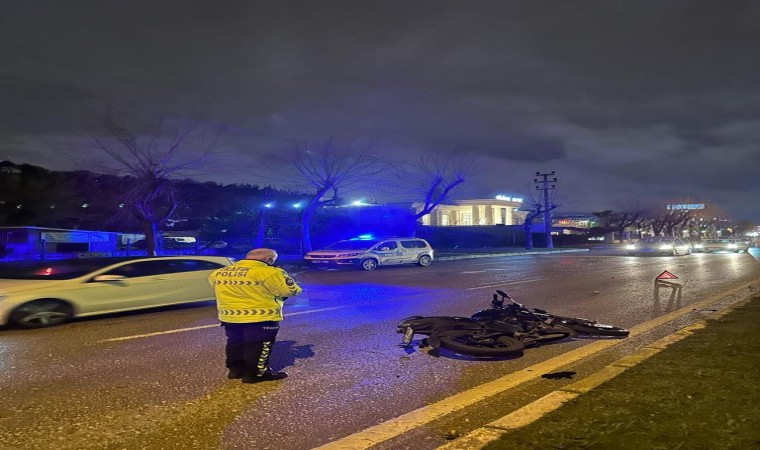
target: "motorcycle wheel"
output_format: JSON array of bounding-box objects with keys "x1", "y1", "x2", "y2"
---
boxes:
[{"x1": 429, "y1": 330, "x2": 525, "y2": 357}]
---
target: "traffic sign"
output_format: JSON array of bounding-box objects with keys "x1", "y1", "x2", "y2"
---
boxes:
[{"x1": 656, "y1": 270, "x2": 678, "y2": 280}]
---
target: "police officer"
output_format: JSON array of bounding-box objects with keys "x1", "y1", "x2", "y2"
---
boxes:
[{"x1": 208, "y1": 248, "x2": 302, "y2": 383}]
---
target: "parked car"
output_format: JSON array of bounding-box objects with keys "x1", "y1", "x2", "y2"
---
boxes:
[
  {"x1": 626, "y1": 236, "x2": 692, "y2": 256},
  {"x1": 304, "y1": 237, "x2": 434, "y2": 270},
  {"x1": 701, "y1": 238, "x2": 750, "y2": 253},
  {"x1": 739, "y1": 237, "x2": 756, "y2": 249},
  {"x1": 0, "y1": 255, "x2": 233, "y2": 328},
  {"x1": 689, "y1": 239, "x2": 705, "y2": 253}
]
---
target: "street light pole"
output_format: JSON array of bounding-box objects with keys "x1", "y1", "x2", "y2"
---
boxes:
[{"x1": 534, "y1": 171, "x2": 558, "y2": 249}]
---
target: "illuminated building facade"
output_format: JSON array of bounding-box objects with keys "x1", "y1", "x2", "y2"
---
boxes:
[{"x1": 416, "y1": 197, "x2": 526, "y2": 226}]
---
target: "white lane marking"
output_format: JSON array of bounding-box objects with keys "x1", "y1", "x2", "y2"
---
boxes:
[
  {"x1": 460, "y1": 270, "x2": 488, "y2": 274},
  {"x1": 313, "y1": 338, "x2": 622, "y2": 450},
  {"x1": 96, "y1": 306, "x2": 351, "y2": 343},
  {"x1": 465, "y1": 278, "x2": 543, "y2": 290}
]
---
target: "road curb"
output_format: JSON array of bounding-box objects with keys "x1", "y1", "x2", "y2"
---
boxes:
[
  {"x1": 436, "y1": 249, "x2": 588, "y2": 261},
  {"x1": 437, "y1": 283, "x2": 760, "y2": 450}
]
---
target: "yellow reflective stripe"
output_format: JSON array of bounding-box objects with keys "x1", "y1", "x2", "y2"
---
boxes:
[{"x1": 218, "y1": 308, "x2": 280, "y2": 316}]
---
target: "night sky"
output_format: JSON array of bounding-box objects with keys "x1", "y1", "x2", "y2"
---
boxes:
[{"x1": 1, "y1": 1, "x2": 759, "y2": 222}]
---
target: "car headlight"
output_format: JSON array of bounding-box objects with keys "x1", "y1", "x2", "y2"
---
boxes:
[
  {"x1": 694, "y1": 244, "x2": 703, "y2": 249},
  {"x1": 659, "y1": 244, "x2": 674, "y2": 250},
  {"x1": 626, "y1": 244, "x2": 637, "y2": 250},
  {"x1": 728, "y1": 244, "x2": 736, "y2": 248}
]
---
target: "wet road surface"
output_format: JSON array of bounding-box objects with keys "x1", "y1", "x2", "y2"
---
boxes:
[{"x1": 1, "y1": 249, "x2": 759, "y2": 449}]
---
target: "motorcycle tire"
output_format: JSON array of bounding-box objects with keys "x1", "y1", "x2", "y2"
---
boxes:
[{"x1": 428, "y1": 330, "x2": 525, "y2": 357}]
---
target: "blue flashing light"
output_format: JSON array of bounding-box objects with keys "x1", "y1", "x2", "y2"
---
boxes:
[
  {"x1": 264, "y1": 202, "x2": 273, "y2": 208},
  {"x1": 352, "y1": 234, "x2": 375, "y2": 240},
  {"x1": 292, "y1": 202, "x2": 302, "y2": 209}
]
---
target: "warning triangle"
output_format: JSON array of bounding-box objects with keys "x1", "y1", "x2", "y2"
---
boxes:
[{"x1": 656, "y1": 270, "x2": 678, "y2": 280}]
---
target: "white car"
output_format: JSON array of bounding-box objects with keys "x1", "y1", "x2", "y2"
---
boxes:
[
  {"x1": 0, "y1": 256, "x2": 233, "y2": 328},
  {"x1": 626, "y1": 237, "x2": 692, "y2": 256},
  {"x1": 304, "y1": 237, "x2": 434, "y2": 270},
  {"x1": 700, "y1": 238, "x2": 750, "y2": 253}
]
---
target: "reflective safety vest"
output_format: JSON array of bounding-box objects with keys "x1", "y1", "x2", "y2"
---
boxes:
[{"x1": 208, "y1": 259, "x2": 302, "y2": 323}]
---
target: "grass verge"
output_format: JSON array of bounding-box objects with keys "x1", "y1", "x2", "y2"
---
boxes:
[{"x1": 484, "y1": 296, "x2": 760, "y2": 450}]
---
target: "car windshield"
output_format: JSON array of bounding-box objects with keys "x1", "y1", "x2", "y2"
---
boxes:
[
  {"x1": 322, "y1": 240, "x2": 379, "y2": 251},
  {"x1": 0, "y1": 258, "x2": 127, "y2": 280}
]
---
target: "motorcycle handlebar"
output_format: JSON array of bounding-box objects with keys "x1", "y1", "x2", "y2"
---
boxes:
[{"x1": 495, "y1": 289, "x2": 523, "y2": 308}]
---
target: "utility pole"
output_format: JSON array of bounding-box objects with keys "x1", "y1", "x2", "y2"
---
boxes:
[{"x1": 534, "y1": 171, "x2": 558, "y2": 249}]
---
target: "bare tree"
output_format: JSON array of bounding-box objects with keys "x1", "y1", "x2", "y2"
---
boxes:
[
  {"x1": 260, "y1": 145, "x2": 471, "y2": 250},
  {"x1": 592, "y1": 203, "x2": 651, "y2": 242},
  {"x1": 687, "y1": 203, "x2": 727, "y2": 239},
  {"x1": 384, "y1": 153, "x2": 472, "y2": 235},
  {"x1": 401, "y1": 154, "x2": 469, "y2": 221},
  {"x1": 277, "y1": 139, "x2": 387, "y2": 253},
  {"x1": 645, "y1": 207, "x2": 692, "y2": 237},
  {"x1": 88, "y1": 113, "x2": 223, "y2": 255}
]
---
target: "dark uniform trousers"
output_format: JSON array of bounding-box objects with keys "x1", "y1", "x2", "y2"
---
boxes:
[{"x1": 222, "y1": 321, "x2": 280, "y2": 377}]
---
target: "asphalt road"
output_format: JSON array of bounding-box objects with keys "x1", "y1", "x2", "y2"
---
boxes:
[{"x1": 2, "y1": 248, "x2": 759, "y2": 450}]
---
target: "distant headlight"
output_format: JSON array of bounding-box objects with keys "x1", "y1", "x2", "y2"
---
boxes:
[
  {"x1": 659, "y1": 244, "x2": 674, "y2": 250},
  {"x1": 626, "y1": 244, "x2": 637, "y2": 250},
  {"x1": 728, "y1": 243, "x2": 737, "y2": 248},
  {"x1": 694, "y1": 243, "x2": 703, "y2": 249}
]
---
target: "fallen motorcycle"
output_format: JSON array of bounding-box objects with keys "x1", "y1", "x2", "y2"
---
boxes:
[
  {"x1": 397, "y1": 289, "x2": 629, "y2": 358},
  {"x1": 472, "y1": 290, "x2": 630, "y2": 338},
  {"x1": 398, "y1": 302, "x2": 574, "y2": 358}
]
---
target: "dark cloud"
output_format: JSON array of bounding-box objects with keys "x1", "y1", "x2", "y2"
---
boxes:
[{"x1": 0, "y1": 1, "x2": 759, "y2": 222}]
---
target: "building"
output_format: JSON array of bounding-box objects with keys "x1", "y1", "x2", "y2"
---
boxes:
[
  {"x1": 416, "y1": 196, "x2": 527, "y2": 226},
  {"x1": 0, "y1": 226, "x2": 120, "y2": 261},
  {"x1": 553, "y1": 214, "x2": 596, "y2": 229}
]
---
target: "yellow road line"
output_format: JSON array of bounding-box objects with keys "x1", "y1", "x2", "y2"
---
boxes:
[{"x1": 314, "y1": 278, "x2": 760, "y2": 449}]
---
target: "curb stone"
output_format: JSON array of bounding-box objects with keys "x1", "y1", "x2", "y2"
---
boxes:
[{"x1": 436, "y1": 295, "x2": 758, "y2": 450}]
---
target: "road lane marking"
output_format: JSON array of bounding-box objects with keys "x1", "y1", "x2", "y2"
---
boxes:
[
  {"x1": 466, "y1": 278, "x2": 543, "y2": 290},
  {"x1": 96, "y1": 306, "x2": 352, "y2": 343},
  {"x1": 313, "y1": 277, "x2": 760, "y2": 450},
  {"x1": 314, "y1": 338, "x2": 623, "y2": 450}
]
